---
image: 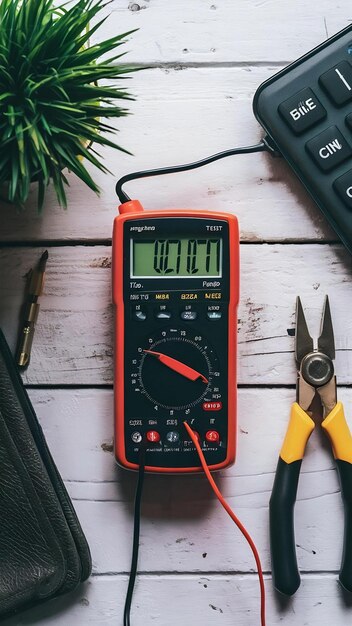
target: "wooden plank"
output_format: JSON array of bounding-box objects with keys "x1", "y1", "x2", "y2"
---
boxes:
[
  {"x1": 2, "y1": 574, "x2": 351, "y2": 626},
  {"x1": 1, "y1": 244, "x2": 351, "y2": 386},
  {"x1": 0, "y1": 67, "x2": 334, "y2": 243},
  {"x1": 95, "y1": 0, "x2": 351, "y2": 65},
  {"x1": 1, "y1": 5, "x2": 350, "y2": 624},
  {"x1": 31, "y1": 387, "x2": 352, "y2": 483},
  {"x1": 24, "y1": 387, "x2": 352, "y2": 574},
  {"x1": 71, "y1": 464, "x2": 344, "y2": 574}
]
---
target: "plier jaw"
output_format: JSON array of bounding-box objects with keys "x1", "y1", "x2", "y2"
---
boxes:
[
  {"x1": 270, "y1": 296, "x2": 352, "y2": 597},
  {"x1": 295, "y1": 296, "x2": 336, "y2": 416}
]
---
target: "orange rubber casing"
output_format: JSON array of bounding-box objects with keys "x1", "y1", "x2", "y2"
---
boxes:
[{"x1": 112, "y1": 200, "x2": 240, "y2": 473}]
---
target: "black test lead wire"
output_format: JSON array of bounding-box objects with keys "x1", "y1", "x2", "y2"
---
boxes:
[
  {"x1": 124, "y1": 426, "x2": 266, "y2": 626},
  {"x1": 120, "y1": 137, "x2": 276, "y2": 624},
  {"x1": 123, "y1": 444, "x2": 146, "y2": 626},
  {"x1": 116, "y1": 138, "x2": 278, "y2": 204}
]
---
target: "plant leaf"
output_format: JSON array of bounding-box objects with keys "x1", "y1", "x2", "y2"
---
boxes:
[{"x1": 0, "y1": 0, "x2": 139, "y2": 209}]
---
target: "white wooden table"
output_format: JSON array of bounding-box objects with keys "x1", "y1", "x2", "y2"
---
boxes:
[{"x1": 1, "y1": 2, "x2": 352, "y2": 624}]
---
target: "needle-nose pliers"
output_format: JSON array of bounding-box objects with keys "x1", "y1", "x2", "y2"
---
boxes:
[{"x1": 270, "y1": 296, "x2": 352, "y2": 596}]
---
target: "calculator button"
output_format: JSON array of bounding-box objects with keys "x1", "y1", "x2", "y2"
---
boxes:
[
  {"x1": 319, "y1": 61, "x2": 352, "y2": 105},
  {"x1": 345, "y1": 112, "x2": 352, "y2": 131},
  {"x1": 278, "y1": 87, "x2": 326, "y2": 134},
  {"x1": 181, "y1": 310, "x2": 197, "y2": 321},
  {"x1": 334, "y1": 169, "x2": 352, "y2": 209},
  {"x1": 306, "y1": 126, "x2": 352, "y2": 171}
]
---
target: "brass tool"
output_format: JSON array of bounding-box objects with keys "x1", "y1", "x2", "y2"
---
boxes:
[{"x1": 17, "y1": 250, "x2": 48, "y2": 369}]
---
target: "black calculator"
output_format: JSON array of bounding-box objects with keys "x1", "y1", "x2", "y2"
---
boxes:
[{"x1": 253, "y1": 24, "x2": 352, "y2": 253}]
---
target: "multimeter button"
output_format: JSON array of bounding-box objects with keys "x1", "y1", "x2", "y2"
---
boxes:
[
  {"x1": 181, "y1": 310, "x2": 197, "y2": 321},
  {"x1": 203, "y1": 401, "x2": 222, "y2": 411},
  {"x1": 306, "y1": 126, "x2": 352, "y2": 172},
  {"x1": 131, "y1": 432, "x2": 142, "y2": 443},
  {"x1": 166, "y1": 431, "x2": 180, "y2": 444},
  {"x1": 205, "y1": 430, "x2": 220, "y2": 444},
  {"x1": 155, "y1": 309, "x2": 172, "y2": 320},
  {"x1": 146, "y1": 430, "x2": 161, "y2": 443},
  {"x1": 278, "y1": 87, "x2": 326, "y2": 134},
  {"x1": 133, "y1": 309, "x2": 147, "y2": 321},
  {"x1": 319, "y1": 61, "x2": 352, "y2": 106},
  {"x1": 334, "y1": 169, "x2": 352, "y2": 209},
  {"x1": 207, "y1": 311, "x2": 222, "y2": 320}
]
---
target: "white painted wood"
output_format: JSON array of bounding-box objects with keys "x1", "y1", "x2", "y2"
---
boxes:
[
  {"x1": 2, "y1": 575, "x2": 351, "y2": 626},
  {"x1": 31, "y1": 387, "x2": 350, "y2": 483},
  {"x1": 1, "y1": 244, "x2": 351, "y2": 385},
  {"x1": 1, "y1": 3, "x2": 352, "y2": 624},
  {"x1": 71, "y1": 477, "x2": 346, "y2": 573},
  {"x1": 0, "y1": 67, "x2": 335, "y2": 243},
  {"x1": 25, "y1": 387, "x2": 352, "y2": 574},
  {"x1": 95, "y1": 0, "x2": 351, "y2": 65}
]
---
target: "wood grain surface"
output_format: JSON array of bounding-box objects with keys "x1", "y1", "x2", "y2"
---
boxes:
[
  {"x1": 0, "y1": 67, "x2": 335, "y2": 243},
  {"x1": 1, "y1": 245, "x2": 352, "y2": 386},
  {"x1": 1, "y1": 1, "x2": 352, "y2": 624}
]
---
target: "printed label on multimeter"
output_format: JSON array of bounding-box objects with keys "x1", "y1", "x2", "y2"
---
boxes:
[{"x1": 113, "y1": 205, "x2": 239, "y2": 473}]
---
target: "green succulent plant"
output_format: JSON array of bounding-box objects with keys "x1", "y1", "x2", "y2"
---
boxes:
[{"x1": 0, "y1": 0, "x2": 136, "y2": 209}]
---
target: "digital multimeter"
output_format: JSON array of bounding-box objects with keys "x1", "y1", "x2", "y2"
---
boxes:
[{"x1": 112, "y1": 200, "x2": 239, "y2": 473}]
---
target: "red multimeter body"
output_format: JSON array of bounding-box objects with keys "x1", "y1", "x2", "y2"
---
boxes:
[{"x1": 112, "y1": 200, "x2": 239, "y2": 473}]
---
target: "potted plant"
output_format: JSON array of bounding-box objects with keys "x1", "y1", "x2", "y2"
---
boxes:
[{"x1": 0, "y1": 0, "x2": 136, "y2": 209}]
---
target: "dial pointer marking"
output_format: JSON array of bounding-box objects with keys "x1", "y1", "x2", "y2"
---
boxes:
[{"x1": 144, "y1": 349, "x2": 208, "y2": 384}]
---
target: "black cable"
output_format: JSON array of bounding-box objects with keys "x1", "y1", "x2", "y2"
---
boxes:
[
  {"x1": 116, "y1": 138, "x2": 278, "y2": 204},
  {"x1": 123, "y1": 444, "x2": 146, "y2": 626},
  {"x1": 119, "y1": 135, "x2": 279, "y2": 623}
]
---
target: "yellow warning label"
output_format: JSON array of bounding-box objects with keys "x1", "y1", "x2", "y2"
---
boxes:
[
  {"x1": 181, "y1": 293, "x2": 198, "y2": 300},
  {"x1": 155, "y1": 293, "x2": 170, "y2": 300}
]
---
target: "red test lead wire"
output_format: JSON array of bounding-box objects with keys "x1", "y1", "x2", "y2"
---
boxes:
[{"x1": 183, "y1": 421, "x2": 266, "y2": 626}]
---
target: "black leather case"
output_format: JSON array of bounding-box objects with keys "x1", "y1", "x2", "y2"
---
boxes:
[{"x1": 0, "y1": 329, "x2": 92, "y2": 618}]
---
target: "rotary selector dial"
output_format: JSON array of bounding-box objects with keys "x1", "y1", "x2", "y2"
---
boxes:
[{"x1": 130, "y1": 327, "x2": 221, "y2": 412}]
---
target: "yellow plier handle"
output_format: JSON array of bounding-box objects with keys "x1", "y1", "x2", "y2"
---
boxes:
[
  {"x1": 270, "y1": 403, "x2": 314, "y2": 595},
  {"x1": 322, "y1": 402, "x2": 352, "y2": 592},
  {"x1": 270, "y1": 402, "x2": 352, "y2": 596},
  {"x1": 280, "y1": 403, "x2": 315, "y2": 464},
  {"x1": 322, "y1": 402, "x2": 352, "y2": 463}
]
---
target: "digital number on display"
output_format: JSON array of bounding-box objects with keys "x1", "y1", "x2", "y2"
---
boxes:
[{"x1": 132, "y1": 238, "x2": 222, "y2": 278}]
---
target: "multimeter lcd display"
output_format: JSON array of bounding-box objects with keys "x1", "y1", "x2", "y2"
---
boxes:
[{"x1": 132, "y1": 238, "x2": 222, "y2": 278}]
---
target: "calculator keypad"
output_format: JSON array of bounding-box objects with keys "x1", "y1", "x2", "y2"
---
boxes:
[{"x1": 254, "y1": 25, "x2": 352, "y2": 254}]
